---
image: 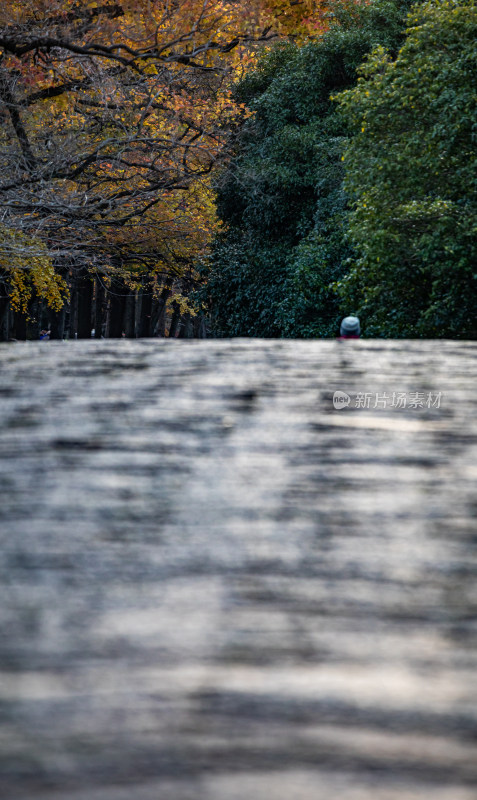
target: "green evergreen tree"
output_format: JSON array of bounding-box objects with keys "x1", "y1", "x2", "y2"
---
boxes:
[
  {"x1": 335, "y1": 0, "x2": 477, "y2": 338},
  {"x1": 202, "y1": 0, "x2": 417, "y2": 337}
]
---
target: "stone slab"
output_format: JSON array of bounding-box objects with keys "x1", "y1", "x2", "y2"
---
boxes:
[{"x1": 0, "y1": 339, "x2": 476, "y2": 799}]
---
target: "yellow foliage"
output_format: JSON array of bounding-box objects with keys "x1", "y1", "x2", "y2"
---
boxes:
[
  {"x1": 0, "y1": 226, "x2": 68, "y2": 314},
  {"x1": 262, "y1": 0, "x2": 329, "y2": 38}
]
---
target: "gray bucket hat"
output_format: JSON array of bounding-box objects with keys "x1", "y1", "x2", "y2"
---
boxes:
[{"x1": 340, "y1": 316, "x2": 360, "y2": 336}]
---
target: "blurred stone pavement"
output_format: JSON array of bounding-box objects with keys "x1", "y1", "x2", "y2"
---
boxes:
[{"x1": 0, "y1": 339, "x2": 476, "y2": 800}]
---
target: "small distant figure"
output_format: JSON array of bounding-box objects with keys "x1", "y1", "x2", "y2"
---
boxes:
[
  {"x1": 339, "y1": 316, "x2": 360, "y2": 339},
  {"x1": 39, "y1": 329, "x2": 50, "y2": 341}
]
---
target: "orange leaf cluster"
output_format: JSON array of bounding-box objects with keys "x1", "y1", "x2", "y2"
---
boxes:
[{"x1": 0, "y1": 0, "x2": 329, "y2": 309}]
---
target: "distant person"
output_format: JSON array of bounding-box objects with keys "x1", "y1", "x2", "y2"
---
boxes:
[
  {"x1": 39, "y1": 329, "x2": 50, "y2": 341},
  {"x1": 339, "y1": 316, "x2": 360, "y2": 339}
]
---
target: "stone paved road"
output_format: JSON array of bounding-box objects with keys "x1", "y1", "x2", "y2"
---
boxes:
[{"x1": 1, "y1": 339, "x2": 476, "y2": 800}]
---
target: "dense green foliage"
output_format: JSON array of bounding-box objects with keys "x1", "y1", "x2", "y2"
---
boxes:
[
  {"x1": 202, "y1": 0, "x2": 417, "y2": 337},
  {"x1": 336, "y1": 0, "x2": 477, "y2": 337},
  {"x1": 202, "y1": 0, "x2": 476, "y2": 339}
]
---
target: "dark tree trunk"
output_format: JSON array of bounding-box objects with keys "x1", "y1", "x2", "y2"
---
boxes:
[
  {"x1": 50, "y1": 305, "x2": 66, "y2": 340},
  {"x1": 37, "y1": 300, "x2": 47, "y2": 335},
  {"x1": 138, "y1": 286, "x2": 153, "y2": 338},
  {"x1": 12, "y1": 310, "x2": 27, "y2": 340},
  {"x1": 168, "y1": 301, "x2": 181, "y2": 339},
  {"x1": 27, "y1": 298, "x2": 41, "y2": 341},
  {"x1": 178, "y1": 312, "x2": 193, "y2": 338},
  {"x1": 194, "y1": 314, "x2": 208, "y2": 339},
  {"x1": 0, "y1": 287, "x2": 9, "y2": 342},
  {"x1": 152, "y1": 287, "x2": 170, "y2": 337},
  {"x1": 124, "y1": 292, "x2": 136, "y2": 338},
  {"x1": 47, "y1": 263, "x2": 69, "y2": 340},
  {"x1": 107, "y1": 281, "x2": 127, "y2": 338},
  {"x1": 69, "y1": 283, "x2": 78, "y2": 339},
  {"x1": 77, "y1": 272, "x2": 93, "y2": 339},
  {"x1": 94, "y1": 277, "x2": 105, "y2": 339}
]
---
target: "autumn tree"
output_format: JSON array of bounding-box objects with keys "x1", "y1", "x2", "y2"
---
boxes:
[{"x1": 0, "y1": 0, "x2": 279, "y2": 339}]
